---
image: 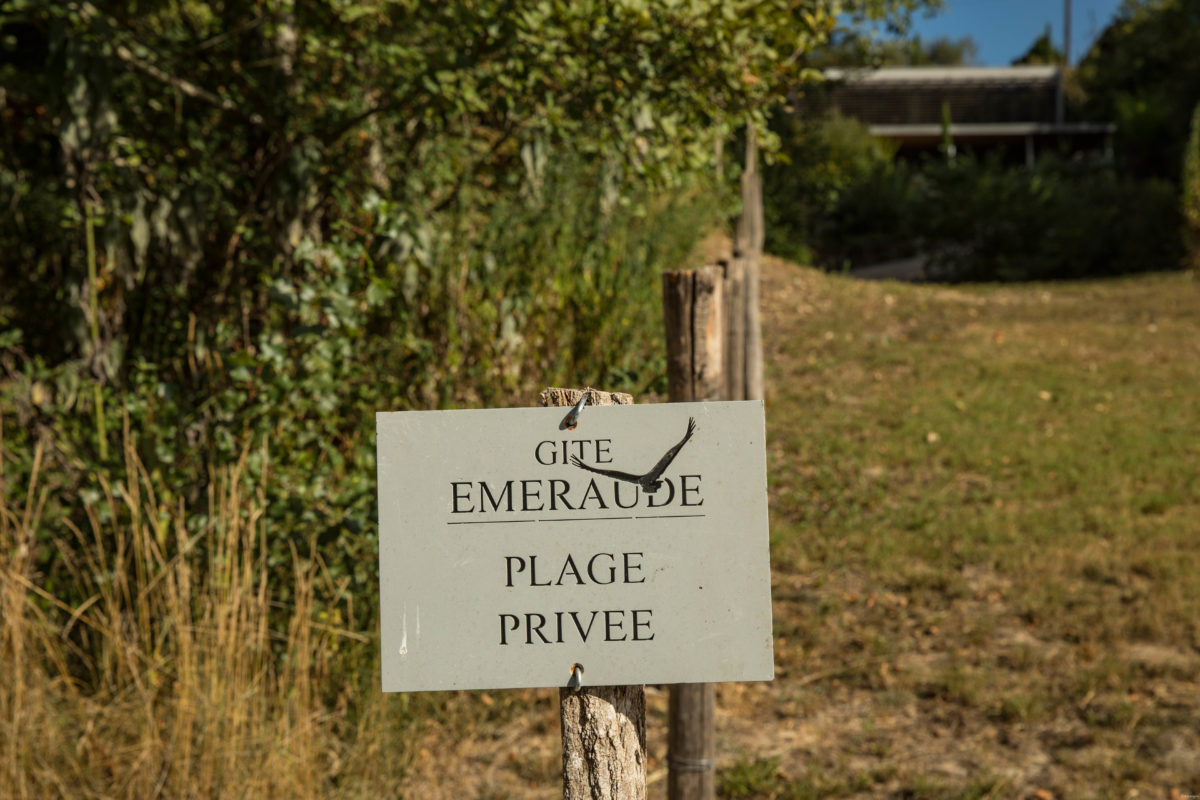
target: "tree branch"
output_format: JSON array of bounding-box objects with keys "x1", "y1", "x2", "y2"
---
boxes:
[
  {"x1": 111, "y1": 44, "x2": 264, "y2": 126},
  {"x1": 78, "y1": 1, "x2": 265, "y2": 126}
]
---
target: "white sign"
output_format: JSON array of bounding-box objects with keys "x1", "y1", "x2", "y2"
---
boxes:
[{"x1": 377, "y1": 400, "x2": 774, "y2": 692}]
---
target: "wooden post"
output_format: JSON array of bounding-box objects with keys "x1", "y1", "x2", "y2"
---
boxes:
[
  {"x1": 660, "y1": 126, "x2": 766, "y2": 799},
  {"x1": 660, "y1": 271, "x2": 724, "y2": 800},
  {"x1": 721, "y1": 258, "x2": 746, "y2": 403},
  {"x1": 736, "y1": 127, "x2": 765, "y2": 403},
  {"x1": 539, "y1": 387, "x2": 647, "y2": 800},
  {"x1": 692, "y1": 267, "x2": 725, "y2": 402},
  {"x1": 662, "y1": 266, "x2": 725, "y2": 404},
  {"x1": 662, "y1": 271, "x2": 693, "y2": 403},
  {"x1": 667, "y1": 683, "x2": 716, "y2": 799}
]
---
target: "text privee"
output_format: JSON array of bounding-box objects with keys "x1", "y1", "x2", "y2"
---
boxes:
[{"x1": 499, "y1": 609, "x2": 654, "y2": 645}]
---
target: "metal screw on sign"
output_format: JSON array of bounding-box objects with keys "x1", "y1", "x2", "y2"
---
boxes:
[
  {"x1": 567, "y1": 663, "x2": 584, "y2": 692},
  {"x1": 561, "y1": 389, "x2": 592, "y2": 430}
]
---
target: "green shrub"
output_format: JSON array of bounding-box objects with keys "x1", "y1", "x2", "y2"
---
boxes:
[
  {"x1": 765, "y1": 138, "x2": 1183, "y2": 280},
  {"x1": 817, "y1": 160, "x2": 918, "y2": 270},
  {"x1": 1, "y1": 154, "x2": 722, "y2": 642},
  {"x1": 765, "y1": 99, "x2": 1186, "y2": 281},
  {"x1": 764, "y1": 111, "x2": 898, "y2": 265},
  {"x1": 918, "y1": 155, "x2": 1183, "y2": 282}
]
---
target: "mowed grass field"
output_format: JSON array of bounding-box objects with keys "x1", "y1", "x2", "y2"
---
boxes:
[
  {"x1": 736, "y1": 257, "x2": 1200, "y2": 799},
  {"x1": 405, "y1": 258, "x2": 1200, "y2": 799},
  {"x1": 4, "y1": 256, "x2": 1197, "y2": 799}
]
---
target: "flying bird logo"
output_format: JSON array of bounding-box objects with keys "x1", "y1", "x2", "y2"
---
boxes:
[{"x1": 570, "y1": 417, "x2": 697, "y2": 494}]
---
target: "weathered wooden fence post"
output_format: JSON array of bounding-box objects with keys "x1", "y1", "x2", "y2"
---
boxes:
[
  {"x1": 661, "y1": 123, "x2": 766, "y2": 794},
  {"x1": 736, "y1": 127, "x2": 765, "y2": 403},
  {"x1": 661, "y1": 267, "x2": 725, "y2": 800},
  {"x1": 667, "y1": 682, "x2": 716, "y2": 799},
  {"x1": 539, "y1": 387, "x2": 647, "y2": 800},
  {"x1": 722, "y1": 258, "x2": 746, "y2": 403},
  {"x1": 662, "y1": 266, "x2": 725, "y2": 404}
]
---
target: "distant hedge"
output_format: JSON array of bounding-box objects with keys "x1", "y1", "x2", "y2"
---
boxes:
[{"x1": 765, "y1": 112, "x2": 1185, "y2": 281}]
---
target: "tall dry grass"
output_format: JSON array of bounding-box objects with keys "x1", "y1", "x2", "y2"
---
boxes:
[{"x1": 0, "y1": 418, "x2": 411, "y2": 799}]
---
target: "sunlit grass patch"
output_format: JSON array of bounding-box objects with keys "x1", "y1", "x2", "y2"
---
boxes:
[{"x1": 762, "y1": 260, "x2": 1200, "y2": 798}]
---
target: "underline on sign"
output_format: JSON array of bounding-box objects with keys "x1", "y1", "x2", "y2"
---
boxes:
[{"x1": 444, "y1": 514, "x2": 708, "y2": 525}]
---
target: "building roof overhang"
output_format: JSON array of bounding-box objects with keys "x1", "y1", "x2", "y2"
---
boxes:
[
  {"x1": 825, "y1": 65, "x2": 1061, "y2": 88},
  {"x1": 871, "y1": 122, "x2": 1116, "y2": 138}
]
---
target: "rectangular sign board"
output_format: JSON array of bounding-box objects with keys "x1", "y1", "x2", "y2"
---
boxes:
[{"x1": 377, "y1": 400, "x2": 774, "y2": 692}]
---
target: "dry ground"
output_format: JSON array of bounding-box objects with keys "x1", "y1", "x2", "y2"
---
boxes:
[{"x1": 402, "y1": 256, "x2": 1200, "y2": 800}]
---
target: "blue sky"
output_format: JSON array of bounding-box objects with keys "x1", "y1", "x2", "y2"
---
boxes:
[{"x1": 906, "y1": 0, "x2": 1127, "y2": 65}]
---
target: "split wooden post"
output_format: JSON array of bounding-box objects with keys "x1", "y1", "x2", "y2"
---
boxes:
[
  {"x1": 539, "y1": 386, "x2": 646, "y2": 800},
  {"x1": 660, "y1": 269, "x2": 725, "y2": 800},
  {"x1": 662, "y1": 266, "x2": 725, "y2": 404}
]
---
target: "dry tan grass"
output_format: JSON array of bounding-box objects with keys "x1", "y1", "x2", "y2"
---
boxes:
[{"x1": 0, "y1": 419, "x2": 407, "y2": 799}]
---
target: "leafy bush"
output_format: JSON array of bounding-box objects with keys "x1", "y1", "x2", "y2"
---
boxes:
[
  {"x1": 765, "y1": 127, "x2": 1184, "y2": 280},
  {"x1": 917, "y1": 155, "x2": 1183, "y2": 282},
  {"x1": 764, "y1": 111, "x2": 899, "y2": 265},
  {"x1": 816, "y1": 161, "x2": 918, "y2": 270},
  {"x1": 1075, "y1": 0, "x2": 1200, "y2": 183},
  {"x1": 1, "y1": 155, "x2": 722, "y2": 641}
]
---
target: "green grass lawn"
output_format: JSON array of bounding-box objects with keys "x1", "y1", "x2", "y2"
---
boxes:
[
  {"x1": 751, "y1": 258, "x2": 1200, "y2": 799},
  {"x1": 396, "y1": 261, "x2": 1199, "y2": 800},
  {"x1": 399, "y1": 261, "x2": 1199, "y2": 799}
]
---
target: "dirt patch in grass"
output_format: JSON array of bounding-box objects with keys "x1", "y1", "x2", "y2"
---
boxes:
[{"x1": 403, "y1": 259, "x2": 1200, "y2": 799}]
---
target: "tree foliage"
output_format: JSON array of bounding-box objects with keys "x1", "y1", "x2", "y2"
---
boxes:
[
  {"x1": 0, "y1": 0, "x2": 949, "y2": 420},
  {"x1": 1011, "y1": 24, "x2": 1064, "y2": 65},
  {"x1": 0, "y1": 0, "x2": 813, "y2": 365},
  {"x1": 0, "y1": 0, "x2": 953, "y2": 369},
  {"x1": 807, "y1": 32, "x2": 976, "y2": 68},
  {"x1": 1077, "y1": 0, "x2": 1200, "y2": 180},
  {"x1": 0, "y1": 0, "x2": 942, "y2": 637}
]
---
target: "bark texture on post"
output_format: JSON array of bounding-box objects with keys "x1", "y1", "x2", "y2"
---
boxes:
[
  {"x1": 539, "y1": 387, "x2": 634, "y2": 410},
  {"x1": 560, "y1": 684, "x2": 647, "y2": 800},
  {"x1": 742, "y1": 256, "x2": 763, "y2": 402},
  {"x1": 540, "y1": 386, "x2": 645, "y2": 800},
  {"x1": 667, "y1": 682, "x2": 716, "y2": 800},
  {"x1": 735, "y1": 127, "x2": 764, "y2": 262}
]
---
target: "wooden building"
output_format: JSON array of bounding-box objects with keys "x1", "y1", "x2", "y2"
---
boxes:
[{"x1": 822, "y1": 66, "x2": 1114, "y2": 164}]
